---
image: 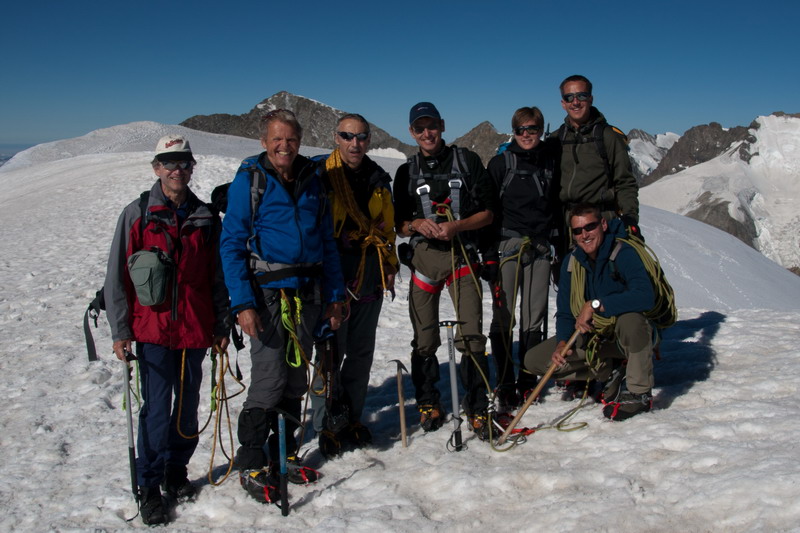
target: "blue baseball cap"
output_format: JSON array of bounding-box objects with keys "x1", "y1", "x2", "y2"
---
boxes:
[{"x1": 409, "y1": 102, "x2": 441, "y2": 125}]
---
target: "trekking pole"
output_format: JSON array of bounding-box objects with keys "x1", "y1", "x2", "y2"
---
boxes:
[
  {"x1": 388, "y1": 360, "x2": 409, "y2": 448},
  {"x1": 497, "y1": 329, "x2": 580, "y2": 445},
  {"x1": 122, "y1": 350, "x2": 139, "y2": 511},
  {"x1": 439, "y1": 320, "x2": 465, "y2": 452},
  {"x1": 277, "y1": 412, "x2": 289, "y2": 516}
]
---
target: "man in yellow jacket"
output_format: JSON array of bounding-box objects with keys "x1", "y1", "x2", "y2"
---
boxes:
[{"x1": 311, "y1": 113, "x2": 398, "y2": 457}]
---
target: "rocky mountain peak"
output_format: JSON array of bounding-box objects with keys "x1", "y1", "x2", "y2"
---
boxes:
[
  {"x1": 452, "y1": 121, "x2": 510, "y2": 166},
  {"x1": 641, "y1": 122, "x2": 753, "y2": 185},
  {"x1": 181, "y1": 92, "x2": 416, "y2": 156}
]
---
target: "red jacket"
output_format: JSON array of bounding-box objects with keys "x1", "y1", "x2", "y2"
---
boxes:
[{"x1": 104, "y1": 181, "x2": 229, "y2": 349}]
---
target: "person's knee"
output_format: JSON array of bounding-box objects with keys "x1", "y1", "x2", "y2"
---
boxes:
[{"x1": 616, "y1": 313, "x2": 652, "y2": 353}]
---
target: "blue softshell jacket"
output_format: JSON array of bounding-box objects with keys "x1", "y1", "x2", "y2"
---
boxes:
[{"x1": 220, "y1": 152, "x2": 345, "y2": 314}]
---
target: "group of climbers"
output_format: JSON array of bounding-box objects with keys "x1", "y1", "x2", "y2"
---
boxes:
[{"x1": 101, "y1": 74, "x2": 667, "y2": 524}]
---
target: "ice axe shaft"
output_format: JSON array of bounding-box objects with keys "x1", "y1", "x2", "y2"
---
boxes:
[
  {"x1": 439, "y1": 320, "x2": 464, "y2": 452},
  {"x1": 122, "y1": 350, "x2": 138, "y2": 505},
  {"x1": 388, "y1": 359, "x2": 408, "y2": 447},
  {"x1": 497, "y1": 329, "x2": 580, "y2": 445},
  {"x1": 278, "y1": 412, "x2": 289, "y2": 516}
]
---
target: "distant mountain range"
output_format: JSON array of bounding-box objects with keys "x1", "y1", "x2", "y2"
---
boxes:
[{"x1": 181, "y1": 92, "x2": 800, "y2": 273}]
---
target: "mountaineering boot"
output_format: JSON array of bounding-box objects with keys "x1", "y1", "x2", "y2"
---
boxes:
[
  {"x1": 602, "y1": 390, "x2": 652, "y2": 421},
  {"x1": 602, "y1": 361, "x2": 628, "y2": 403},
  {"x1": 419, "y1": 404, "x2": 445, "y2": 432},
  {"x1": 318, "y1": 421, "x2": 372, "y2": 459},
  {"x1": 239, "y1": 467, "x2": 281, "y2": 504},
  {"x1": 139, "y1": 486, "x2": 168, "y2": 525},
  {"x1": 559, "y1": 379, "x2": 604, "y2": 401},
  {"x1": 285, "y1": 456, "x2": 320, "y2": 485},
  {"x1": 516, "y1": 370, "x2": 538, "y2": 403},
  {"x1": 319, "y1": 429, "x2": 344, "y2": 459},
  {"x1": 346, "y1": 421, "x2": 372, "y2": 448},
  {"x1": 162, "y1": 464, "x2": 197, "y2": 502},
  {"x1": 468, "y1": 413, "x2": 492, "y2": 442},
  {"x1": 495, "y1": 385, "x2": 520, "y2": 413}
]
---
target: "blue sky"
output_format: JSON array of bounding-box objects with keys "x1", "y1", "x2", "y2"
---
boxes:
[{"x1": 1, "y1": 0, "x2": 798, "y2": 146}]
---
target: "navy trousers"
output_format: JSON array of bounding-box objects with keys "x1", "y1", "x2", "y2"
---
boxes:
[{"x1": 135, "y1": 343, "x2": 205, "y2": 488}]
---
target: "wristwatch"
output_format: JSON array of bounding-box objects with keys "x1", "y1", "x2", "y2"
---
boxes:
[{"x1": 591, "y1": 299, "x2": 602, "y2": 310}]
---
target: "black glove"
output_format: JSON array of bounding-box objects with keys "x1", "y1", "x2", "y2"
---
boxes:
[
  {"x1": 398, "y1": 242, "x2": 414, "y2": 269},
  {"x1": 480, "y1": 261, "x2": 499, "y2": 283},
  {"x1": 621, "y1": 214, "x2": 643, "y2": 242}
]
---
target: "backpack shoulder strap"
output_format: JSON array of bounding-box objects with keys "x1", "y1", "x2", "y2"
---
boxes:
[
  {"x1": 407, "y1": 155, "x2": 421, "y2": 197},
  {"x1": 499, "y1": 150, "x2": 516, "y2": 199},
  {"x1": 247, "y1": 166, "x2": 266, "y2": 254},
  {"x1": 138, "y1": 191, "x2": 150, "y2": 232},
  {"x1": 608, "y1": 239, "x2": 624, "y2": 282},
  {"x1": 592, "y1": 123, "x2": 614, "y2": 185}
]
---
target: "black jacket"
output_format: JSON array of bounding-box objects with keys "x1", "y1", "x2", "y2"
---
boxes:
[{"x1": 486, "y1": 138, "x2": 559, "y2": 241}]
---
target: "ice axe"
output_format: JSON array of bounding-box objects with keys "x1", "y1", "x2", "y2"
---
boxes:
[
  {"x1": 437, "y1": 320, "x2": 465, "y2": 452},
  {"x1": 388, "y1": 359, "x2": 409, "y2": 447},
  {"x1": 497, "y1": 329, "x2": 580, "y2": 445},
  {"x1": 122, "y1": 350, "x2": 140, "y2": 518}
]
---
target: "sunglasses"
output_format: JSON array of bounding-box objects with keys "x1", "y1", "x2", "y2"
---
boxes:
[
  {"x1": 412, "y1": 123, "x2": 441, "y2": 134},
  {"x1": 336, "y1": 131, "x2": 370, "y2": 141},
  {"x1": 571, "y1": 221, "x2": 601, "y2": 236},
  {"x1": 562, "y1": 92, "x2": 591, "y2": 103},
  {"x1": 160, "y1": 161, "x2": 193, "y2": 170},
  {"x1": 514, "y1": 125, "x2": 541, "y2": 136}
]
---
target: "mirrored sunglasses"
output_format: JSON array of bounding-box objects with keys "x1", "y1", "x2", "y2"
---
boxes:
[
  {"x1": 336, "y1": 131, "x2": 370, "y2": 141},
  {"x1": 562, "y1": 92, "x2": 591, "y2": 103}
]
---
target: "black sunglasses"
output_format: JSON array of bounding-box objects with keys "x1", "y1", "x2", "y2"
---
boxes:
[
  {"x1": 562, "y1": 92, "x2": 591, "y2": 103},
  {"x1": 571, "y1": 221, "x2": 601, "y2": 236},
  {"x1": 336, "y1": 131, "x2": 369, "y2": 141},
  {"x1": 160, "y1": 161, "x2": 193, "y2": 170},
  {"x1": 514, "y1": 125, "x2": 541, "y2": 136},
  {"x1": 411, "y1": 123, "x2": 441, "y2": 134}
]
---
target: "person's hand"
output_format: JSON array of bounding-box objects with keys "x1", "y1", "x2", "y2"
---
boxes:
[
  {"x1": 326, "y1": 302, "x2": 344, "y2": 330},
  {"x1": 113, "y1": 339, "x2": 133, "y2": 361},
  {"x1": 435, "y1": 220, "x2": 459, "y2": 241},
  {"x1": 621, "y1": 214, "x2": 643, "y2": 241},
  {"x1": 237, "y1": 309, "x2": 263, "y2": 338},
  {"x1": 551, "y1": 340, "x2": 572, "y2": 367},
  {"x1": 213, "y1": 335, "x2": 230, "y2": 354},
  {"x1": 412, "y1": 218, "x2": 439, "y2": 240},
  {"x1": 575, "y1": 300, "x2": 595, "y2": 334}
]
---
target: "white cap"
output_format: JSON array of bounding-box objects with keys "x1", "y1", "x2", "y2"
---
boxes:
[{"x1": 154, "y1": 134, "x2": 195, "y2": 162}]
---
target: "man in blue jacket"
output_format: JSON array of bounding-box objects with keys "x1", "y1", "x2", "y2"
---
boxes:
[
  {"x1": 524, "y1": 203, "x2": 655, "y2": 420},
  {"x1": 220, "y1": 109, "x2": 345, "y2": 504}
]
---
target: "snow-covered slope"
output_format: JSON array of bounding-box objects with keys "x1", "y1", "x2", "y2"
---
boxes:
[
  {"x1": 1, "y1": 122, "x2": 800, "y2": 532},
  {"x1": 640, "y1": 114, "x2": 800, "y2": 270},
  {"x1": 629, "y1": 130, "x2": 680, "y2": 178}
]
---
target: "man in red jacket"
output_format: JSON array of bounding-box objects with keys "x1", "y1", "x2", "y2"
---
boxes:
[{"x1": 104, "y1": 135, "x2": 230, "y2": 525}]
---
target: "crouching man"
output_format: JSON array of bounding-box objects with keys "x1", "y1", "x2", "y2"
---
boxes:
[{"x1": 524, "y1": 203, "x2": 655, "y2": 420}]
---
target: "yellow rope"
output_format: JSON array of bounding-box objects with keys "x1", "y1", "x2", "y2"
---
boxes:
[
  {"x1": 326, "y1": 149, "x2": 397, "y2": 298},
  {"x1": 207, "y1": 345, "x2": 246, "y2": 486}
]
